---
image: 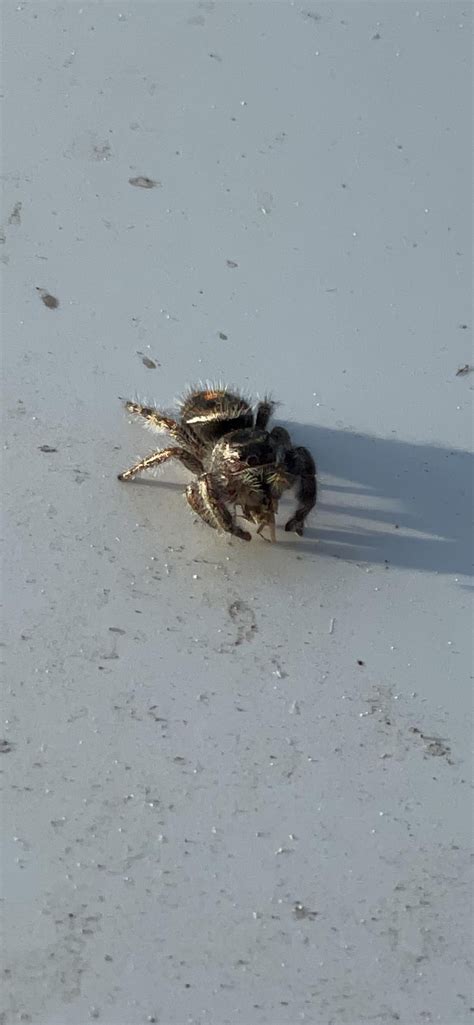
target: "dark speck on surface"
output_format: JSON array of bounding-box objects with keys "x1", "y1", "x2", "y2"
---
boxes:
[
  {"x1": 456, "y1": 364, "x2": 472, "y2": 376},
  {"x1": 38, "y1": 444, "x2": 58, "y2": 453},
  {"x1": 8, "y1": 201, "x2": 22, "y2": 225},
  {"x1": 0, "y1": 739, "x2": 14, "y2": 754},
  {"x1": 37, "y1": 288, "x2": 59, "y2": 309},
  {"x1": 293, "y1": 902, "x2": 318, "y2": 920},
  {"x1": 226, "y1": 259, "x2": 238, "y2": 268},
  {"x1": 218, "y1": 332, "x2": 228, "y2": 340},
  {"x1": 141, "y1": 356, "x2": 158, "y2": 369},
  {"x1": 129, "y1": 176, "x2": 160, "y2": 189}
]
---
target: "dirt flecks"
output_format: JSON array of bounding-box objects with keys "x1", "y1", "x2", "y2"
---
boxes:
[
  {"x1": 228, "y1": 600, "x2": 257, "y2": 645},
  {"x1": 93, "y1": 141, "x2": 112, "y2": 161},
  {"x1": 301, "y1": 10, "x2": 322, "y2": 22},
  {"x1": 8, "y1": 201, "x2": 22, "y2": 225},
  {"x1": 410, "y1": 727, "x2": 452, "y2": 762},
  {"x1": 293, "y1": 902, "x2": 318, "y2": 920}
]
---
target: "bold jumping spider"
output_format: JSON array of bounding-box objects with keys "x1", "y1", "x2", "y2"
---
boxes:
[{"x1": 118, "y1": 387, "x2": 316, "y2": 542}]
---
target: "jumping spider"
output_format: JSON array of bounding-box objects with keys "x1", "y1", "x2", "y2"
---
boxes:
[{"x1": 118, "y1": 386, "x2": 317, "y2": 542}]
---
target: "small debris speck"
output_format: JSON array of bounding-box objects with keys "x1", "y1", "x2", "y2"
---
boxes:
[
  {"x1": 456, "y1": 364, "x2": 472, "y2": 376},
  {"x1": 129, "y1": 176, "x2": 160, "y2": 189},
  {"x1": 142, "y1": 356, "x2": 158, "y2": 369},
  {"x1": 218, "y1": 331, "x2": 228, "y2": 340},
  {"x1": 293, "y1": 902, "x2": 318, "y2": 920},
  {"x1": 226, "y1": 259, "x2": 238, "y2": 268},
  {"x1": 357, "y1": 659, "x2": 365, "y2": 666},
  {"x1": 0, "y1": 739, "x2": 14, "y2": 754},
  {"x1": 38, "y1": 444, "x2": 58, "y2": 453},
  {"x1": 37, "y1": 288, "x2": 59, "y2": 309},
  {"x1": 8, "y1": 201, "x2": 22, "y2": 225}
]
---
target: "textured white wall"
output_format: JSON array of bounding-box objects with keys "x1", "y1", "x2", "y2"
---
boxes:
[{"x1": 2, "y1": 3, "x2": 472, "y2": 1023}]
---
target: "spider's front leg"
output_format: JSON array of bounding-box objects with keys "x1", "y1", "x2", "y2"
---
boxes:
[
  {"x1": 118, "y1": 448, "x2": 203, "y2": 482},
  {"x1": 186, "y1": 474, "x2": 251, "y2": 541},
  {"x1": 284, "y1": 446, "x2": 317, "y2": 536},
  {"x1": 123, "y1": 400, "x2": 180, "y2": 435}
]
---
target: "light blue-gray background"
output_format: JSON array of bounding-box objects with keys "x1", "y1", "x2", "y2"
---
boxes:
[{"x1": 1, "y1": 2, "x2": 472, "y2": 1023}]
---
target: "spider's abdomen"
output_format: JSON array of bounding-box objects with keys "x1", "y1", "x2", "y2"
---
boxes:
[{"x1": 180, "y1": 388, "x2": 254, "y2": 443}]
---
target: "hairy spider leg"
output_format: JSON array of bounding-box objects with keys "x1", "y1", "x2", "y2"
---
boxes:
[
  {"x1": 123, "y1": 401, "x2": 181, "y2": 435},
  {"x1": 118, "y1": 447, "x2": 203, "y2": 482},
  {"x1": 284, "y1": 447, "x2": 317, "y2": 535}
]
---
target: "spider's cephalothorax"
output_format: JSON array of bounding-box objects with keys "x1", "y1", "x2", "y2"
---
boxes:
[{"x1": 118, "y1": 387, "x2": 317, "y2": 542}]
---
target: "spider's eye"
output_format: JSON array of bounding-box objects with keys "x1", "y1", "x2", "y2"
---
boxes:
[{"x1": 246, "y1": 454, "x2": 259, "y2": 467}]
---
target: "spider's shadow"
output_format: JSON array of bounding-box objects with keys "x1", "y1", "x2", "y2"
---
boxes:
[
  {"x1": 277, "y1": 422, "x2": 472, "y2": 576},
  {"x1": 129, "y1": 422, "x2": 472, "y2": 576}
]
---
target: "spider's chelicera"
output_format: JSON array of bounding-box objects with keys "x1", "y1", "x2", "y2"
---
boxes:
[{"x1": 118, "y1": 387, "x2": 317, "y2": 542}]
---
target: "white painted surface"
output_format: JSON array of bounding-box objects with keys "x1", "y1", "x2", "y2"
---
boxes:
[{"x1": 2, "y1": 3, "x2": 472, "y2": 1024}]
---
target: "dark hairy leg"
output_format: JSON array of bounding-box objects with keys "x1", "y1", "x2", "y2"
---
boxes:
[{"x1": 284, "y1": 447, "x2": 317, "y2": 535}]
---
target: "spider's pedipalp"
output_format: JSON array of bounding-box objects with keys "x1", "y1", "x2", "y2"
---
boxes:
[{"x1": 186, "y1": 474, "x2": 251, "y2": 541}]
